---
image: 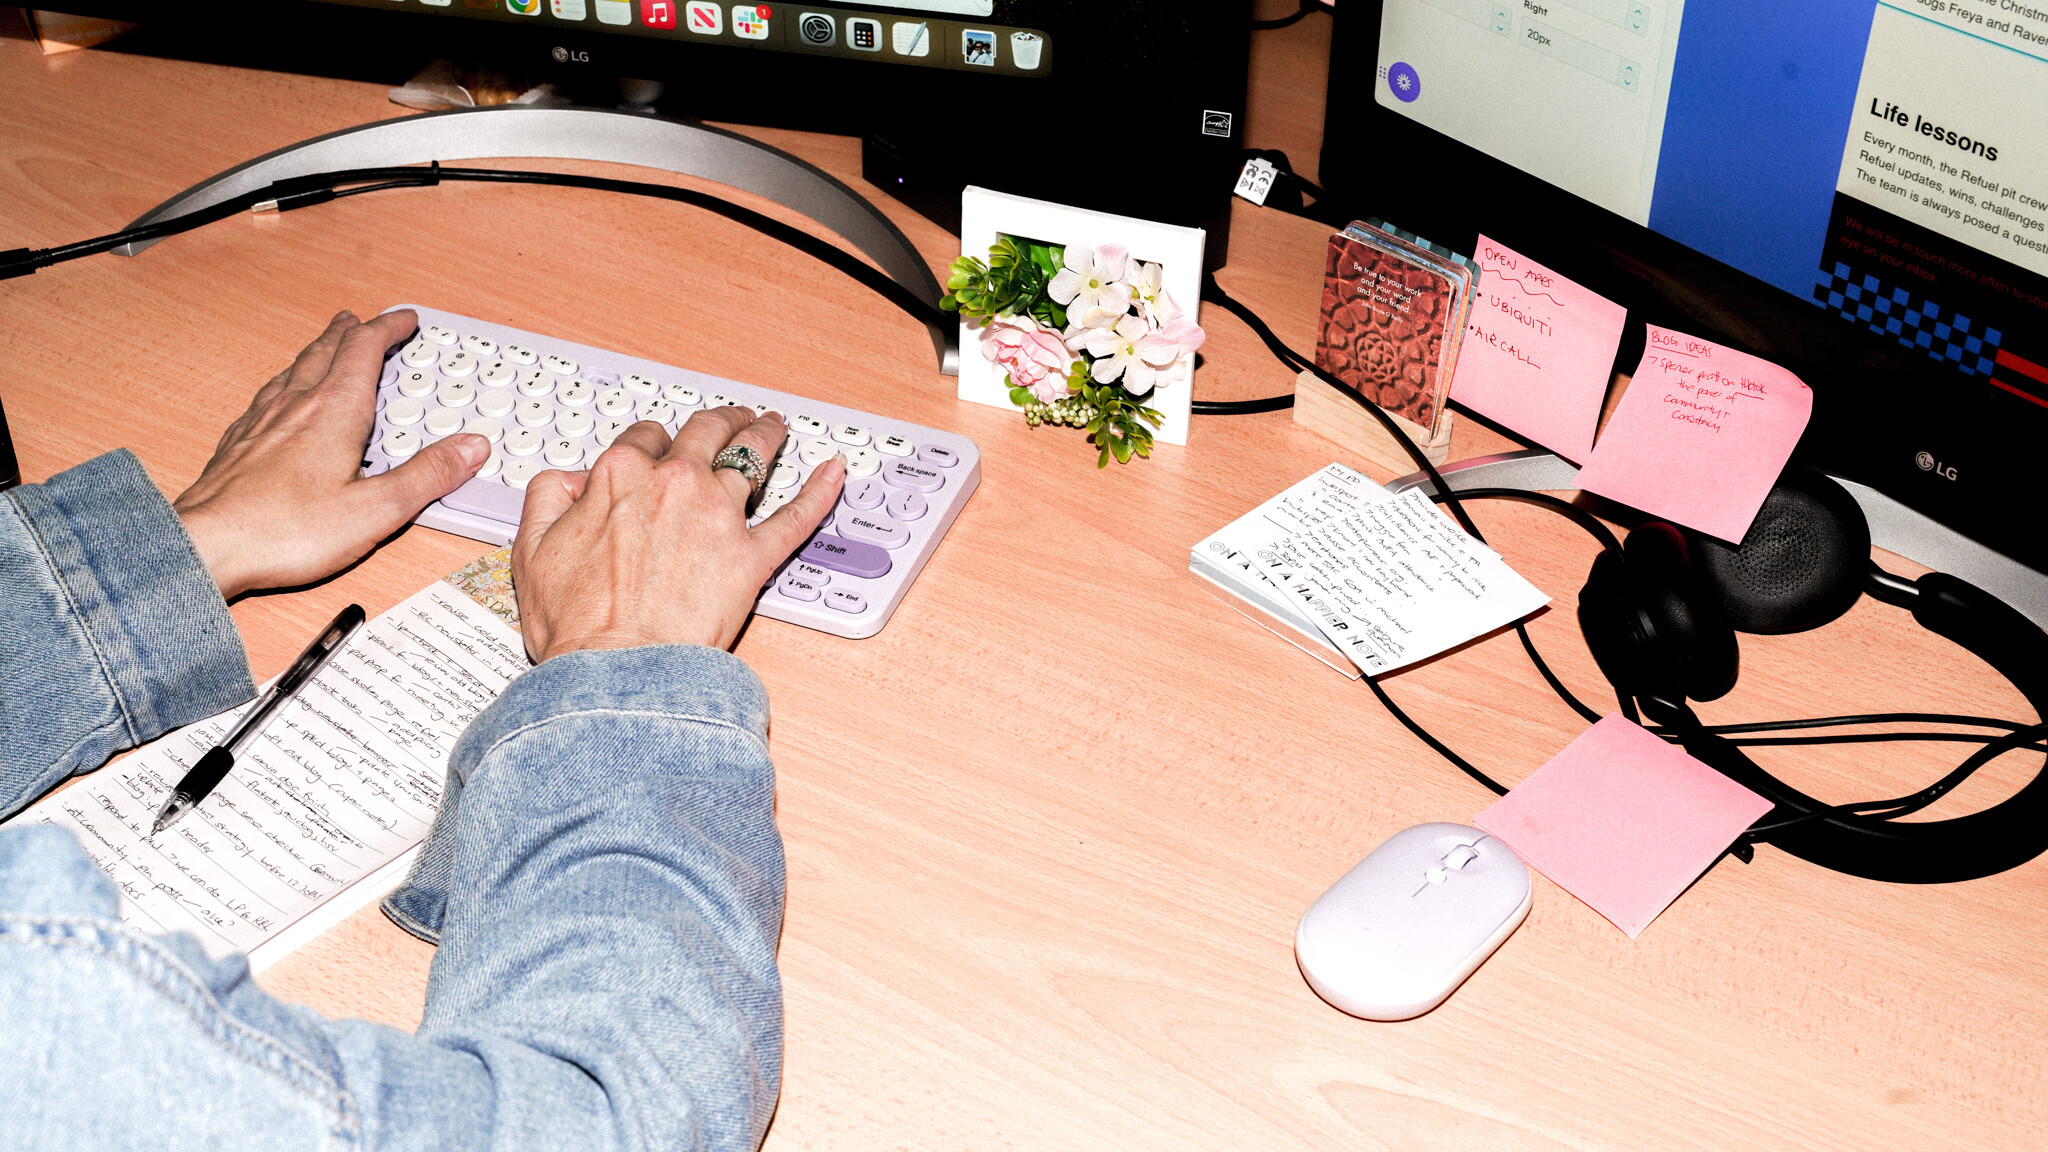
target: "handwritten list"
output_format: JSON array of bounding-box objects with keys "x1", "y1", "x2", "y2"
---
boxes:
[
  {"x1": 1451, "y1": 236, "x2": 1628, "y2": 462},
  {"x1": 1573, "y1": 326, "x2": 1813, "y2": 544},
  {"x1": 15, "y1": 584, "x2": 528, "y2": 967},
  {"x1": 1271, "y1": 490, "x2": 1551, "y2": 675}
]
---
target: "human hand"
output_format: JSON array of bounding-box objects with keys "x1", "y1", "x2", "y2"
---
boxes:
[
  {"x1": 511, "y1": 407, "x2": 845, "y2": 663},
  {"x1": 174, "y1": 310, "x2": 490, "y2": 599}
]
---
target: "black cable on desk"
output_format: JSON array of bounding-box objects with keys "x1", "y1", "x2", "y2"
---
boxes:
[{"x1": 2, "y1": 164, "x2": 951, "y2": 336}]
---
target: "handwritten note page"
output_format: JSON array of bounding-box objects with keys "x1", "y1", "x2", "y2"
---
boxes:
[
  {"x1": 1451, "y1": 236, "x2": 1628, "y2": 461},
  {"x1": 1269, "y1": 489, "x2": 1551, "y2": 675},
  {"x1": 15, "y1": 585, "x2": 528, "y2": 965},
  {"x1": 1474, "y1": 715, "x2": 1774, "y2": 938},
  {"x1": 1572, "y1": 326, "x2": 1814, "y2": 544},
  {"x1": 1195, "y1": 463, "x2": 1396, "y2": 616}
]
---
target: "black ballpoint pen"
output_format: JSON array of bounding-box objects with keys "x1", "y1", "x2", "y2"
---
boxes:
[{"x1": 150, "y1": 603, "x2": 366, "y2": 837}]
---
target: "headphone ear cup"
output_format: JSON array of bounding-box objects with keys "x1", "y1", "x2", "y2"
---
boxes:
[
  {"x1": 1693, "y1": 469, "x2": 1871, "y2": 634},
  {"x1": 1578, "y1": 524, "x2": 1740, "y2": 704},
  {"x1": 1579, "y1": 548, "x2": 1648, "y2": 700}
]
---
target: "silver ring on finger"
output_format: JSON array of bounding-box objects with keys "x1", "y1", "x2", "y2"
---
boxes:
[{"x1": 711, "y1": 443, "x2": 769, "y2": 497}]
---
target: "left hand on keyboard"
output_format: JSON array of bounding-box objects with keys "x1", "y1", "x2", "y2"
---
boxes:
[{"x1": 174, "y1": 309, "x2": 491, "y2": 599}]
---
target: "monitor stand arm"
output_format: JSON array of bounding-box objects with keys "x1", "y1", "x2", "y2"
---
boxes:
[
  {"x1": 1388, "y1": 449, "x2": 2048, "y2": 630},
  {"x1": 114, "y1": 105, "x2": 958, "y2": 376}
]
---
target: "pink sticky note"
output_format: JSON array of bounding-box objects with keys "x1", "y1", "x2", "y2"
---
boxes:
[
  {"x1": 1474, "y1": 714, "x2": 1773, "y2": 938},
  {"x1": 1451, "y1": 237, "x2": 1628, "y2": 462},
  {"x1": 1571, "y1": 326, "x2": 1813, "y2": 544}
]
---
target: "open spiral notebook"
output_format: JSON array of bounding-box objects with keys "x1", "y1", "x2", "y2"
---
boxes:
[{"x1": 9, "y1": 549, "x2": 524, "y2": 972}]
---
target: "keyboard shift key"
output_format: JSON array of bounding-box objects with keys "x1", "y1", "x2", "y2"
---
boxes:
[{"x1": 802, "y1": 533, "x2": 891, "y2": 578}]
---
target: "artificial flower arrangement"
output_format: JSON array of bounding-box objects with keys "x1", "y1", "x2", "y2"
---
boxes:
[{"x1": 942, "y1": 235, "x2": 1206, "y2": 467}]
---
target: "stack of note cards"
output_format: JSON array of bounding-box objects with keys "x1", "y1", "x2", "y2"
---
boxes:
[
  {"x1": 8, "y1": 568, "x2": 528, "y2": 972},
  {"x1": 1190, "y1": 464, "x2": 1549, "y2": 678}
]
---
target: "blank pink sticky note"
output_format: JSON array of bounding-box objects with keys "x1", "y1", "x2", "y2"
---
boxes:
[
  {"x1": 1571, "y1": 326, "x2": 1812, "y2": 544},
  {"x1": 1451, "y1": 237, "x2": 1627, "y2": 462},
  {"x1": 1474, "y1": 715, "x2": 1773, "y2": 938}
]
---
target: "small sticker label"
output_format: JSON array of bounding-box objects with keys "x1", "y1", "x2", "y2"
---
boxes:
[
  {"x1": 1201, "y1": 109, "x2": 1234, "y2": 138},
  {"x1": 1234, "y1": 158, "x2": 1277, "y2": 204}
]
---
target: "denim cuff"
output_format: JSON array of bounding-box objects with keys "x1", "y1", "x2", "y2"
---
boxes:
[
  {"x1": 381, "y1": 644, "x2": 770, "y2": 944},
  {"x1": 7, "y1": 450, "x2": 252, "y2": 746}
]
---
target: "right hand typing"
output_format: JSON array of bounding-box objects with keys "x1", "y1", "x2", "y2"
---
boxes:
[{"x1": 510, "y1": 407, "x2": 845, "y2": 663}]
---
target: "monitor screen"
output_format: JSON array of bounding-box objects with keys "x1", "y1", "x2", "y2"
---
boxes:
[
  {"x1": 1325, "y1": 0, "x2": 2048, "y2": 570},
  {"x1": 308, "y1": 0, "x2": 1054, "y2": 79}
]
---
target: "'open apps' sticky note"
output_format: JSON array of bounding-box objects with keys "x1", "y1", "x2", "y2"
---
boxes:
[{"x1": 1452, "y1": 236, "x2": 1627, "y2": 462}]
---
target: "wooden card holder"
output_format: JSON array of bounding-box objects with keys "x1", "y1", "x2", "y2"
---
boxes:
[{"x1": 1291, "y1": 370, "x2": 1453, "y2": 475}]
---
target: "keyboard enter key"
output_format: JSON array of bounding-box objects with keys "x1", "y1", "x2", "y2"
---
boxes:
[{"x1": 838, "y1": 512, "x2": 909, "y2": 549}]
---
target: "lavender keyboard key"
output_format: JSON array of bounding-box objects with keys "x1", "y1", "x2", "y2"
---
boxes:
[
  {"x1": 883, "y1": 460, "x2": 945, "y2": 493},
  {"x1": 839, "y1": 512, "x2": 908, "y2": 549},
  {"x1": 802, "y1": 533, "x2": 892, "y2": 578},
  {"x1": 778, "y1": 572, "x2": 824, "y2": 601},
  {"x1": 826, "y1": 588, "x2": 868, "y2": 613},
  {"x1": 844, "y1": 475, "x2": 886, "y2": 510},
  {"x1": 440, "y1": 476, "x2": 527, "y2": 524},
  {"x1": 917, "y1": 444, "x2": 959, "y2": 467},
  {"x1": 885, "y1": 489, "x2": 927, "y2": 521}
]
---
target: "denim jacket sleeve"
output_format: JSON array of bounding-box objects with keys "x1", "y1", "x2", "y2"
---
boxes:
[
  {"x1": 0, "y1": 449, "x2": 254, "y2": 819},
  {"x1": 0, "y1": 452, "x2": 787, "y2": 1151}
]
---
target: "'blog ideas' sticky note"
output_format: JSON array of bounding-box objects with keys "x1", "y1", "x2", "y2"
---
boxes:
[
  {"x1": 1452, "y1": 237, "x2": 1628, "y2": 462},
  {"x1": 1571, "y1": 326, "x2": 1813, "y2": 544},
  {"x1": 1474, "y1": 715, "x2": 1774, "y2": 939}
]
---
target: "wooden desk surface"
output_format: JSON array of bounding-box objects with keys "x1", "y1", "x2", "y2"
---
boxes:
[{"x1": 4, "y1": 13, "x2": 2044, "y2": 1149}]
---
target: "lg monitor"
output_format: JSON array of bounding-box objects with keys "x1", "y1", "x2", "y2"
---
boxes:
[{"x1": 1322, "y1": 0, "x2": 2048, "y2": 577}]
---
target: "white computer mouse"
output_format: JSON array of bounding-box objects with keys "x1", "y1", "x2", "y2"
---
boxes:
[{"x1": 1295, "y1": 822, "x2": 1532, "y2": 1021}]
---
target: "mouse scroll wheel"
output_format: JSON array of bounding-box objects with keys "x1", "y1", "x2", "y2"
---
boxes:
[{"x1": 1441, "y1": 845, "x2": 1481, "y2": 871}]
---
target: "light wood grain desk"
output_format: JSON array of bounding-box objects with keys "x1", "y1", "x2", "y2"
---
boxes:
[{"x1": 4, "y1": 14, "x2": 2044, "y2": 1150}]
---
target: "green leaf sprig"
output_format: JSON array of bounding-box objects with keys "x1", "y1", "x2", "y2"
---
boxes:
[{"x1": 940, "y1": 235, "x2": 1068, "y2": 330}]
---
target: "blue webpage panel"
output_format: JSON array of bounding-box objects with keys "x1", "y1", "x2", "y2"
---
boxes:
[{"x1": 1647, "y1": 0, "x2": 1874, "y2": 299}]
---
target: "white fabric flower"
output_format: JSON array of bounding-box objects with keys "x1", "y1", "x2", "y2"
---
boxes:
[
  {"x1": 1125, "y1": 261, "x2": 1177, "y2": 324},
  {"x1": 1062, "y1": 303, "x2": 1126, "y2": 350},
  {"x1": 1048, "y1": 243, "x2": 1133, "y2": 316},
  {"x1": 1084, "y1": 314, "x2": 1162, "y2": 393}
]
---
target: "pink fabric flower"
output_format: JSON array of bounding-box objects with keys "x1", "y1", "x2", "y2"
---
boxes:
[{"x1": 982, "y1": 316, "x2": 1074, "y2": 403}]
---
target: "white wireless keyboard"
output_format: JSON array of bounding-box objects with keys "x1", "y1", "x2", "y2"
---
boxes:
[{"x1": 363, "y1": 305, "x2": 981, "y2": 640}]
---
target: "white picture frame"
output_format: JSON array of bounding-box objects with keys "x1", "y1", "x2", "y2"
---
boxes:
[{"x1": 955, "y1": 186, "x2": 1206, "y2": 447}]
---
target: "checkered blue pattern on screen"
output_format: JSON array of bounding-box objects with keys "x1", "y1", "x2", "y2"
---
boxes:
[{"x1": 1814, "y1": 262, "x2": 2002, "y2": 376}]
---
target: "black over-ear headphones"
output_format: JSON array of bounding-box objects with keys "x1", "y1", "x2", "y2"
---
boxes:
[{"x1": 1577, "y1": 468, "x2": 2048, "y2": 883}]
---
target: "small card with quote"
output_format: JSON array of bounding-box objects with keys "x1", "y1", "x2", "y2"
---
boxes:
[
  {"x1": 1571, "y1": 327, "x2": 1813, "y2": 544},
  {"x1": 1451, "y1": 236, "x2": 1628, "y2": 462},
  {"x1": 1474, "y1": 715, "x2": 1774, "y2": 938}
]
